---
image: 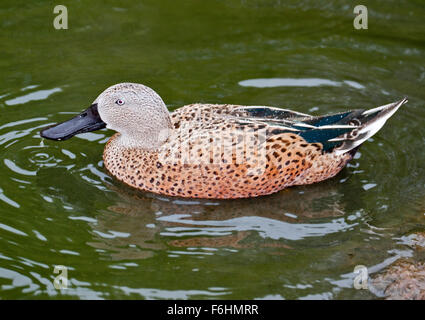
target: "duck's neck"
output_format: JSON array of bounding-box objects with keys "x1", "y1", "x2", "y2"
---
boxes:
[
  {"x1": 108, "y1": 102, "x2": 173, "y2": 151},
  {"x1": 116, "y1": 128, "x2": 171, "y2": 150}
]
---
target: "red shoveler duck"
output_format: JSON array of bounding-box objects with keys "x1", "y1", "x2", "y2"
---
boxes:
[{"x1": 41, "y1": 83, "x2": 407, "y2": 199}]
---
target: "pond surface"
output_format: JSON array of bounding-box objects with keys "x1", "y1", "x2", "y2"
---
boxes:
[{"x1": 0, "y1": 0, "x2": 424, "y2": 299}]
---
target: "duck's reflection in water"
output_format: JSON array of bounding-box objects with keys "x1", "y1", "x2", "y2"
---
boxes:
[{"x1": 87, "y1": 178, "x2": 354, "y2": 260}]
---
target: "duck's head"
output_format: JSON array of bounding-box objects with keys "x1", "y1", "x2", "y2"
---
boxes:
[{"x1": 40, "y1": 83, "x2": 172, "y2": 149}]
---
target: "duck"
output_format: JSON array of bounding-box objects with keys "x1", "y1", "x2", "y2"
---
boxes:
[{"x1": 40, "y1": 83, "x2": 407, "y2": 199}]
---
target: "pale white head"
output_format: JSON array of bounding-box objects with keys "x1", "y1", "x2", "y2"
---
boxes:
[
  {"x1": 95, "y1": 83, "x2": 172, "y2": 149},
  {"x1": 40, "y1": 82, "x2": 173, "y2": 149}
]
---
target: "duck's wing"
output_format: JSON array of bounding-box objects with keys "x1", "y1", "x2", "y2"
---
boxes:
[
  {"x1": 229, "y1": 99, "x2": 407, "y2": 154},
  {"x1": 231, "y1": 106, "x2": 312, "y2": 120}
]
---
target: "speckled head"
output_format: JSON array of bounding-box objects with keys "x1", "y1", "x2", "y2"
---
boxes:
[
  {"x1": 95, "y1": 83, "x2": 172, "y2": 149},
  {"x1": 40, "y1": 83, "x2": 173, "y2": 150}
]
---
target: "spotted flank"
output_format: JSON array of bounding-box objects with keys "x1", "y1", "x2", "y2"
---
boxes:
[{"x1": 40, "y1": 83, "x2": 408, "y2": 199}]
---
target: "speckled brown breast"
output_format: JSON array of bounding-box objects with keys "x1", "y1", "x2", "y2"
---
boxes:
[{"x1": 102, "y1": 104, "x2": 354, "y2": 199}]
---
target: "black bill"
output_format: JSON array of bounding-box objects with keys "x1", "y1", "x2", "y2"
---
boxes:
[{"x1": 40, "y1": 103, "x2": 106, "y2": 141}]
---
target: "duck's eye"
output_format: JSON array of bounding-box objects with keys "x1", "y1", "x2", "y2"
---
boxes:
[{"x1": 115, "y1": 99, "x2": 125, "y2": 106}]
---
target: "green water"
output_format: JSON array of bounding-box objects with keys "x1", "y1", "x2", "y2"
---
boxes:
[{"x1": 0, "y1": 0, "x2": 424, "y2": 299}]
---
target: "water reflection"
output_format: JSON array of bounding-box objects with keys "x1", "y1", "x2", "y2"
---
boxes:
[
  {"x1": 238, "y1": 78, "x2": 365, "y2": 89},
  {"x1": 82, "y1": 178, "x2": 361, "y2": 260},
  {"x1": 5, "y1": 87, "x2": 62, "y2": 106}
]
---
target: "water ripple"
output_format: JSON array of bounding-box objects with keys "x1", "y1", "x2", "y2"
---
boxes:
[
  {"x1": 239, "y1": 78, "x2": 365, "y2": 89},
  {"x1": 4, "y1": 88, "x2": 62, "y2": 106},
  {"x1": 158, "y1": 214, "x2": 357, "y2": 241}
]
